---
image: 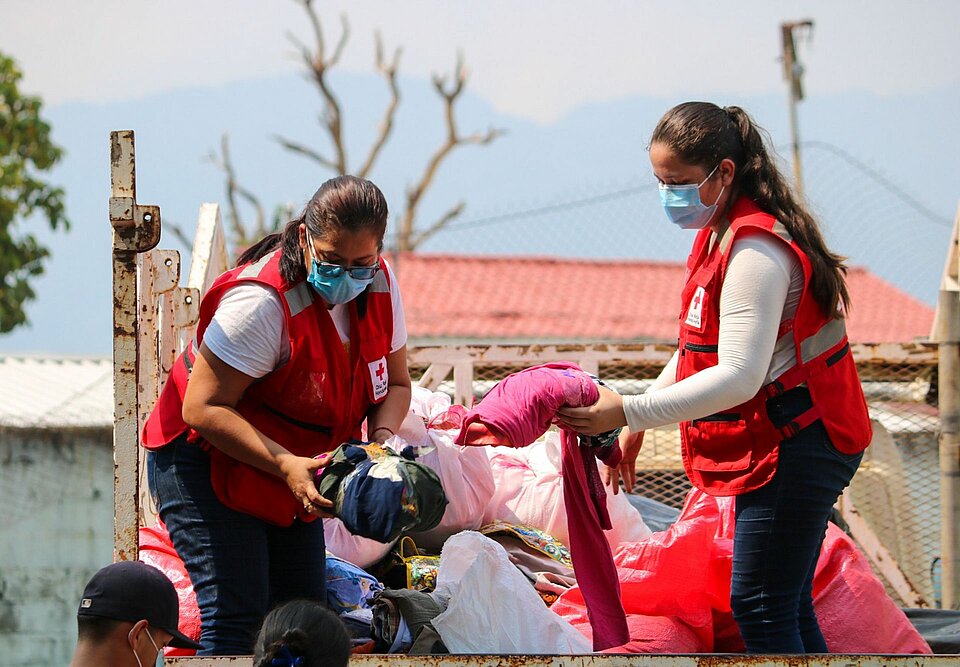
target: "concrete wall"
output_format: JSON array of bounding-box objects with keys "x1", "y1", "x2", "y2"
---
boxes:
[{"x1": 0, "y1": 427, "x2": 114, "y2": 667}]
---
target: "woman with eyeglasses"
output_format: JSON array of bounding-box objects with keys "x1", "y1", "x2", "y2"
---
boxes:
[
  {"x1": 142, "y1": 175, "x2": 411, "y2": 655},
  {"x1": 558, "y1": 102, "x2": 871, "y2": 653}
]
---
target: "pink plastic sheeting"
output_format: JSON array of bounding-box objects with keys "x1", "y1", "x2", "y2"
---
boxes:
[
  {"x1": 552, "y1": 488, "x2": 932, "y2": 654},
  {"x1": 139, "y1": 522, "x2": 201, "y2": 656}
]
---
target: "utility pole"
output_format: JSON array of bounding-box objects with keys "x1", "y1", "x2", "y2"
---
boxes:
[{"x1": 780, "y1": 19, "x2": 814, "y2": 199}]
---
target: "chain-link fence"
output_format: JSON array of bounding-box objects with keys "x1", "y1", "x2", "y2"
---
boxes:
[
  {"x1": 409, "y1": 141, "x2": 953, "y2": 308},
  {"x1": 408, "y1": 341, "x2": 943, "y2": 607},
  {"x1": 847, "y1": 353, "x2": 942, "y2": 607}
]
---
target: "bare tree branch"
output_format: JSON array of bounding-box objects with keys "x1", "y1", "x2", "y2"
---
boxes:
[
  {"x1": 357, "y1": 32, "x2": 402, "y2": 179},
  {"x1": 275, "y1": 6, "x2": 501, "y2": 253},
  {"x1": 410, "y1": 201, "x2": 465, "y2": 249},
  {"x1": 298, "y1": 0, "x2": 325, "y2": 62},
  {"x1": 286, "y1": 31, "x2": 314, "y2": 73},
  {"x1": 398, "y1": 52, "x2": 505, "y2": 252},
  {"x1": 207, "y1": 133, "x2": 266, "y2": 247},
  {"x1": 237, "y1": 188, "x2": 267, "y2": 239},
  {"x1": 329, "y1": 14, "x2": 350, "y2": 68},
  {"x1": 272, "y1": 134, "x2": 340, "y2": 171},
  {"x1": 285, "y1": 1, "x2": 349, "y2": 174}
]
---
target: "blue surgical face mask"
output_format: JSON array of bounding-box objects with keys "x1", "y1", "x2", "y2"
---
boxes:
[
  {"x1": 658, "y1": 164, "x2": 724, "y2": 230},
  {"x1": 305, "y1": 232, "x2": 376, "y2": 305}
]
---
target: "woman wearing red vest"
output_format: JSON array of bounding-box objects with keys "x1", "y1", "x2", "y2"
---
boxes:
[
  {"x1": 559, "y1": 102, "x2": 871, "y2": 653},
  {"x1": 141, "y1": 176, "x2": 411, "y2": 654}
]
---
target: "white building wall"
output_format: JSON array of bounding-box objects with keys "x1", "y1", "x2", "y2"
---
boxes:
[{"x1": 0, "y1": 428, "x2": 114, "y2": 667}]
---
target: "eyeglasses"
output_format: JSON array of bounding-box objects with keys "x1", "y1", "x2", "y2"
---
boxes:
[
  {"x1": 312, "y1": 259, "x2": 381, "y2": 280},
  {"x1": 305, "y1": 229, "x2": 381, "y2": 280}
]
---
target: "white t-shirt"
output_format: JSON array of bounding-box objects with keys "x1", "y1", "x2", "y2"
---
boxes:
[
  {"x1": 622, "y1": 233, "x2": 804, "y2": 433},
  {"x1": 203, "y1": 260, "x2": 407, "y2": 378}
]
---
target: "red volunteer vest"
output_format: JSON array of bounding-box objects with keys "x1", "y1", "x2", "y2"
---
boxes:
[
  {"x1": 676, "y1": 196, "x2": 871, "y2": 496},
  {"x1": 142, "y1": 250, "x2": 394, "y2": 525}
]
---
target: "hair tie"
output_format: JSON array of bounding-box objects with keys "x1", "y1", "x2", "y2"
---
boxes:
[{"x1": 271, "y1": 645, "x2": 305, "y2": 667}]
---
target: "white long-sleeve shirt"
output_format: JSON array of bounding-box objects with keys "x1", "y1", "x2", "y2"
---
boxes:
[{"x1": 622, "y1": 233, "x2": 804, "y2": 433}]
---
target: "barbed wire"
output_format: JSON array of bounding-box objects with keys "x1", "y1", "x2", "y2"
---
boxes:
[
  {"x1": 443, "y1": 183, "x2": 658, "y2": 232},
  {"x1": 792, "y1": 141, "x2": 952, "y2": 229},
  {"x1": 409, "y1": 139, "x2": 952, "y2": 305}
]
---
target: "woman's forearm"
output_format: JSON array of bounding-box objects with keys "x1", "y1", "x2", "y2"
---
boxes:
[
  {"x1": 366, "y1": 384, "x2": 412, "y2": 440},
  {"x1": 623, "y1": 238, "x2": 791, "y2": 432},
  {"x1": 186, "y1": 403, "x2": 296, "y2": 478}
]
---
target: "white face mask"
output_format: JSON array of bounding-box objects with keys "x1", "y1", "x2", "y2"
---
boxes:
[{"x1": 130, "y1": 627, "x2": 163, "y2": 667}]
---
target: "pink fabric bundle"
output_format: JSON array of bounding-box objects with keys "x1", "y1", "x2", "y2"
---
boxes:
[{"x1": 455, "y1": 362, "x2": 629, "y2": 651}]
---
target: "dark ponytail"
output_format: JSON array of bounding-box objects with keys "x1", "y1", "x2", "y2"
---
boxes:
[
  {"x1": 651, "y1": 101, "x2": 851, "y2": 317},
  {"x1": 236, "y1": 175, "x2": 389, "y2": 287},
  {"x1": 236, "y1": 217, "x2": 306, "y2": 285},
  {"x1": 253, "y1": 600, "x2": 350, "y2": 667},
  {"x1": 254, "y1": 629, "x2": 311, "y2": 667}
]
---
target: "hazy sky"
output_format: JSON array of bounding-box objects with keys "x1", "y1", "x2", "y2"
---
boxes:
[
  {"x1": 1, "y1": 1, "x2": 958, "y2": 354},
  {"x1": 4, "y1": 1, "x2": 958, "y2": 123}
]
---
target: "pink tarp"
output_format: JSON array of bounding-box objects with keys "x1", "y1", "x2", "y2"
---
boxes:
[
  {"x1": 139, "y1": 522, "x2": 201, "y2": 656},
  {"x1": 552, "y1": 488, "x2": 932, "y2": 654}
]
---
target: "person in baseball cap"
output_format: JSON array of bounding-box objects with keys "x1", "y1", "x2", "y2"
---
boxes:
[{"x1": 69, "y1": 560, "x2": 202, "y2": 667}]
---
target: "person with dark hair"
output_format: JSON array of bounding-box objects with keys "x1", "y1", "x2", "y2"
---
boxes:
[
  {"x1": 558, "y1": 102, "x2": 871, "y2": 653},
  {"x1": 141, "y1": 175, "x2": 411, "y2": 654},
  {"x1": 253, "y1": 600, "x2": 351, "y2": 667},
  {"x1": 69, "y1": 561, "x2": 202, "y2": 667}
]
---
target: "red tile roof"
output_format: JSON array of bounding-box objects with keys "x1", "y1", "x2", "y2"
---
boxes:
[{"x1": 394, "y1": 254, "x2": 934, "y2": 344}]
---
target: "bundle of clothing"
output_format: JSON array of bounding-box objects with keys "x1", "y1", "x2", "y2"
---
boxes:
[{"x1": 315, "y1": 441, "x2": 447, "y2": 543}]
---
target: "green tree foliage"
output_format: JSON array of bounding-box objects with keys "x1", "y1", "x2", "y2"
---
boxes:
[{"x1": 0, "y1": 51, "x2": 69, "y2": 333}]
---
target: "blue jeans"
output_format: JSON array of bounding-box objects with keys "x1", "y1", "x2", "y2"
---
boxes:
[
  {"x1": 147, "y1": 433, "x2": 326, "y2": 655},
  {"x1": 730, "y1": 387, "x2": 863, "y2": 654}
]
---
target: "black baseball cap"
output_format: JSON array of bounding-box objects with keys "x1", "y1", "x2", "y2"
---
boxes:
[{"x1": 77, "y1": 561, "x2": 203, "y2": 650}]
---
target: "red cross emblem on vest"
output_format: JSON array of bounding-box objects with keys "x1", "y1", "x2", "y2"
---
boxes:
[
  {"x1": 685, "y1": 286, "x2": 706, "y2": 330},
  {"x1": 368, "y1": 356, "x2": 389, "y2": 401}
]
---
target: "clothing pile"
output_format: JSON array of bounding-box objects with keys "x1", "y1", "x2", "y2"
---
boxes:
[{"x1": 140, "y1": 370, "x2": 932, "y2": 656}]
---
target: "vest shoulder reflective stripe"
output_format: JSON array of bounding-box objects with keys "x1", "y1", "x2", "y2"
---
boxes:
[
  {"x1": 368, "y1": 262, "x2": 391, "y2": 294},
  {"x1": 284, "y1": 282, "x2": 314, "y2": 317},
  {"x1": 237, "y1": 251, "x2": 274, "y2": 279},
  {"x1": 717, "y1": 215, "x2": 792, "y2": 255}
]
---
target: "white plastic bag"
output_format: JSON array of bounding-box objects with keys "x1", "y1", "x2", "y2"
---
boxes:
[
  {"x1": 483, "y1": 431, "x2": 652, "y2": 548},
  {"x1": 323, "y1": 518, "x2": 396, "y2": 569},
  {"x1": 431, "y1": 531, "x2": 592, "y2": 654}
]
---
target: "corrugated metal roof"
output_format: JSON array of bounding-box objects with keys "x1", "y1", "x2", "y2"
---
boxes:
[{"x1": 0, "y1": 356, "x2": 112, "y2": 429}]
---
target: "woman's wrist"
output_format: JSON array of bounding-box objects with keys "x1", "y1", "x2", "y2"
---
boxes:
[{"x1": 370, "y1": 425, "x2": 395, "y2": 442}]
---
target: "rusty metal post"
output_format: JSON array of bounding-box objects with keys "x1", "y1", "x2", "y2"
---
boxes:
[
  {"x1": 109, "y1": 130, "x2": 160, "y2": 561},
  {"x1": 932, "y1": 203, "x2": 960, "y2": 608}
]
